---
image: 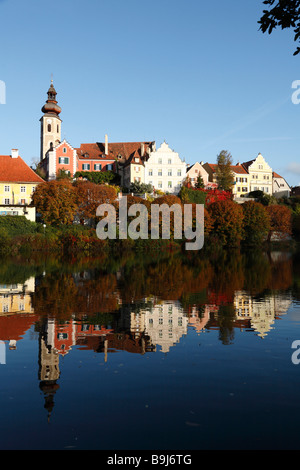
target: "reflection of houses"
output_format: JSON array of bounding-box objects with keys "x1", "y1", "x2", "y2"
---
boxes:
[
  {"x1": 0, "y1": 277, "x2": 35, "y2": 315},
  {"x1": 137, "y1": 299, "x2": 188, "y2": 353},
  {"x1": 234, "y1": 291, "x2": 292, "y2": 338},
  {"x1": 0, "y1": 277, "x2": 36, "y2": 349},
  {"x1": 187, "y1": 305, "x2": 211, "y2": 334}
]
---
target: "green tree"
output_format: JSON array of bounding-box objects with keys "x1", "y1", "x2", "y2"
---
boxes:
[
  {"x1": 258, "y1": 0, "x2": 300, "y2": 55},
  {"x1": 195, "y1": 174, "x2": 205, "y2": 189},
  {"x1": 129, "y1": 181, "x2": 153, "y2": 194},
  {"x1": 74, "y1": 170, "x2": 120, "y2": 185},
  {"x1": 242, "y1": 200, "x2": 271, "y2": 246},
  {"x1": 215, "y1": 150, "x2": 234, "y2": 191}
]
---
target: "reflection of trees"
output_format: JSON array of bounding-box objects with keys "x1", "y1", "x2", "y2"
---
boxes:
[
  {"x1": 1, "y1": 247, "x2": 295, "y2": 342},
  {"x1": 32, "y1": 272, "x2": 119, "y2": 319}
]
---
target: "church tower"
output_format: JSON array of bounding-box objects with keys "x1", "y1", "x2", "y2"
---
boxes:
[{"x1": 40, "y1": 80, "x2": 62, "y2": 162}]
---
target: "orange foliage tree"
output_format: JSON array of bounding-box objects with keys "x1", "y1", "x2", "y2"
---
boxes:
[
  {"x1": 32, "y1": 180, "x2": 78, "y2": 226},
  {"x1": 208, "y1": 199, "x2": 244, "y2": 246},
  {"x1": 265, "y1": 204, "x2": 292, "y2": 241},
  {"x1": 74, "y1": 181, "x2": 117, "y2": 224}
]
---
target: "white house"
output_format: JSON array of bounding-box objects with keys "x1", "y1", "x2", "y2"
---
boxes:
[
  {"x1": 272, "y1": 172, "x2": 291, "y2": 198},
  {"x1": 186, "y1": 162, "x2": 209, "y2": 187},
  {"x1": 242, "y1": 153, "x2": 273, "y2": 195},
  {"x1": 144, "y1": 141, "x2": 186, "y2": 194}
]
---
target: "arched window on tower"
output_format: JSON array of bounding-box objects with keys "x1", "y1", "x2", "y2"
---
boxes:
[
  {"x1": 47, "y1": 124, "x2": 51, "y2": 132},
  {"x1": 57, "y1": 124, "x2": 59, "y2": 133}
]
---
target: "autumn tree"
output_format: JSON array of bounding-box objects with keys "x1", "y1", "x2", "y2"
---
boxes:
[
  {"x1": 215, "y1": 150, "x2": 234, "y2": 191},
  {"x1": 74, "y1": 181, "x2": 117, "y2": 224},
  {"x1": 265, "y1": 204, "x2": 292, "y2": 241},
  {"x1": 242, "y1": 200, "x2": 271, "y2": 246},
  {"x1": 258, "y1": 0, "x2": 300, "y2": 55},
  {"x1": 208, "y1": 199, "x2": 244, "y2": 246},
  {"x1": 32, "y1": 180, "x2": 78, "y2": 226}
]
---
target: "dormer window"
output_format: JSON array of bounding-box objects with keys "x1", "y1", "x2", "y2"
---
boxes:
[{"x1": 84, "y1": 153, "x2": 89, "y2": 158}]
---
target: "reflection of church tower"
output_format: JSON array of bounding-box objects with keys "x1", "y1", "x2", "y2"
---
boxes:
[
  {"x1": 40, "y1": 80, "x2": 62, "y2": 162},
  {"x1": 38, "y1": 319, "x2": 60, "y2": 422}
]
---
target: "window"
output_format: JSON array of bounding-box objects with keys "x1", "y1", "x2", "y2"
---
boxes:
[
  {"x1": 107, "y1": 164, "x2": 113, "y2": 171},
  {"x1": 32, "y1": 186, "x2": 35, "y2": 193},
  {"x1": 20, "y1": 186, "x2": 26, "y2": 193},
  {"x1": 94, "y1": 164, "x2": 102, "y2": 171},
  {"x1": 259, "y1": 164, "x2": 263, "y2": 169},
  {"x1": 158, "y1": 169, "x2": 162, "y2": 176},
  {"x1": 58, "y1": 157, "x2": 69, "y2": 165},
  {"x1": 57, "y1": 125, "x2": 59, "y2": 133},
  {"x1": 168, "y1": 170, "x2": 172, "y2": 176},
  {"x1": 158, "y1": 181, "x2": 162, "y2": 188},
  {"x1": 168, "y1": 158, "x2": 172, "y2": 164},
  {"x1": 177, "y1": 170, "x2": 181, "y2": 177},
  {"x1": 4, "y1": 186, "x2": 10, "y2": 192},
  {"x1": 63, "y1": 147, "x2": 67, "y2": 153},
  {"x1": 4, "y1": 199, "x2": 10, "y2": 205},
  {"x1": 82, "y1": 163, "x2": 90, "y2": 170},
  {"x1": 47, "y1": 124, "x2": 51, "y2": 132},
  {"x1": 168, "y1": 181, "x2": 172, "y2": 188},
  {"x1": 20, "y1": 199, "x2": 26, "y2": 205},
  {"x1": 237, "y1": 187, "x2": 241, "y2": 192},
  {"x1": 135, "y1": 158, "x2": 139, "y2": 162},
  {"x1": 265, "y1": 187, "x2": 269, "y2": 193},
  {"x1": 148, "y1": 170, "x2": 153, "y2": 176},
  {"x1": 242, "y1": 187, "x2": 247, "y2": 192}
]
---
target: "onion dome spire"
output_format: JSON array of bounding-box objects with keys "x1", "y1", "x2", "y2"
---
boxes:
[{"x1": 41, "y1": 79, "x2": 61, "y2": 116}]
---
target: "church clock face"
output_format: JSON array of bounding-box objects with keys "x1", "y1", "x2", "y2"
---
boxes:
[{"x1": 47, "y1": 118, "x2": 52, "y2": 124}]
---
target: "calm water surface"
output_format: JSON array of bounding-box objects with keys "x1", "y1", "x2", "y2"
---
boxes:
[{"x1": 1, "y1": 248, "x2": 300, "y2": 450}]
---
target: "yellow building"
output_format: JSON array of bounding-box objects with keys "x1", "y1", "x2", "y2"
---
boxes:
[
  {"x1": 0, "y1": 149, "x2": 44, "y2": 221},
  {"x1": 202, "y1": 162, "x2": 250, "y2": 197}
]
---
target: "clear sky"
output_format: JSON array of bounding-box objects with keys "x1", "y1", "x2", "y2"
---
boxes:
[{"x1": 1, "y1": 0, "x2": 300, "y2": 185}]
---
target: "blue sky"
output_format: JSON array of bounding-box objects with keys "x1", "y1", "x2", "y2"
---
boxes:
[{"x1": 1, "y1": 0, "x2": 300, "y2": 185}]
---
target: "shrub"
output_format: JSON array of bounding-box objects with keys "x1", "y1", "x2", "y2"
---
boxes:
[{"x1": 0, "y1": 215, "x2": 38, "y2": 236}]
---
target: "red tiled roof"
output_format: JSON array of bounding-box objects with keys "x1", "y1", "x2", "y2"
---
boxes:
[
  {"x1": 204, "y1": 163, "x2": 248, "y2": 174},
  {"x1": 0, "y1": 155, "x2": 45, "y2": 183},
  {"x1": 76, "y1": 141, "x2": 154, "y2": 162},
  {"x1": 273, "y1": 171, "x2": 282, "y2": 178}
]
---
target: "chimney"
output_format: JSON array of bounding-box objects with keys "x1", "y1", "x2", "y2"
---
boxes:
[
  {"x1": 105, "y1": 134, "x2": 108, "y2": 155},
  {"x1": 11, "y1": 149, "x2": 19, "y2": 159},
  {"x1": 141, "y1": 143, "x2": 145, "y2": 157}
]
